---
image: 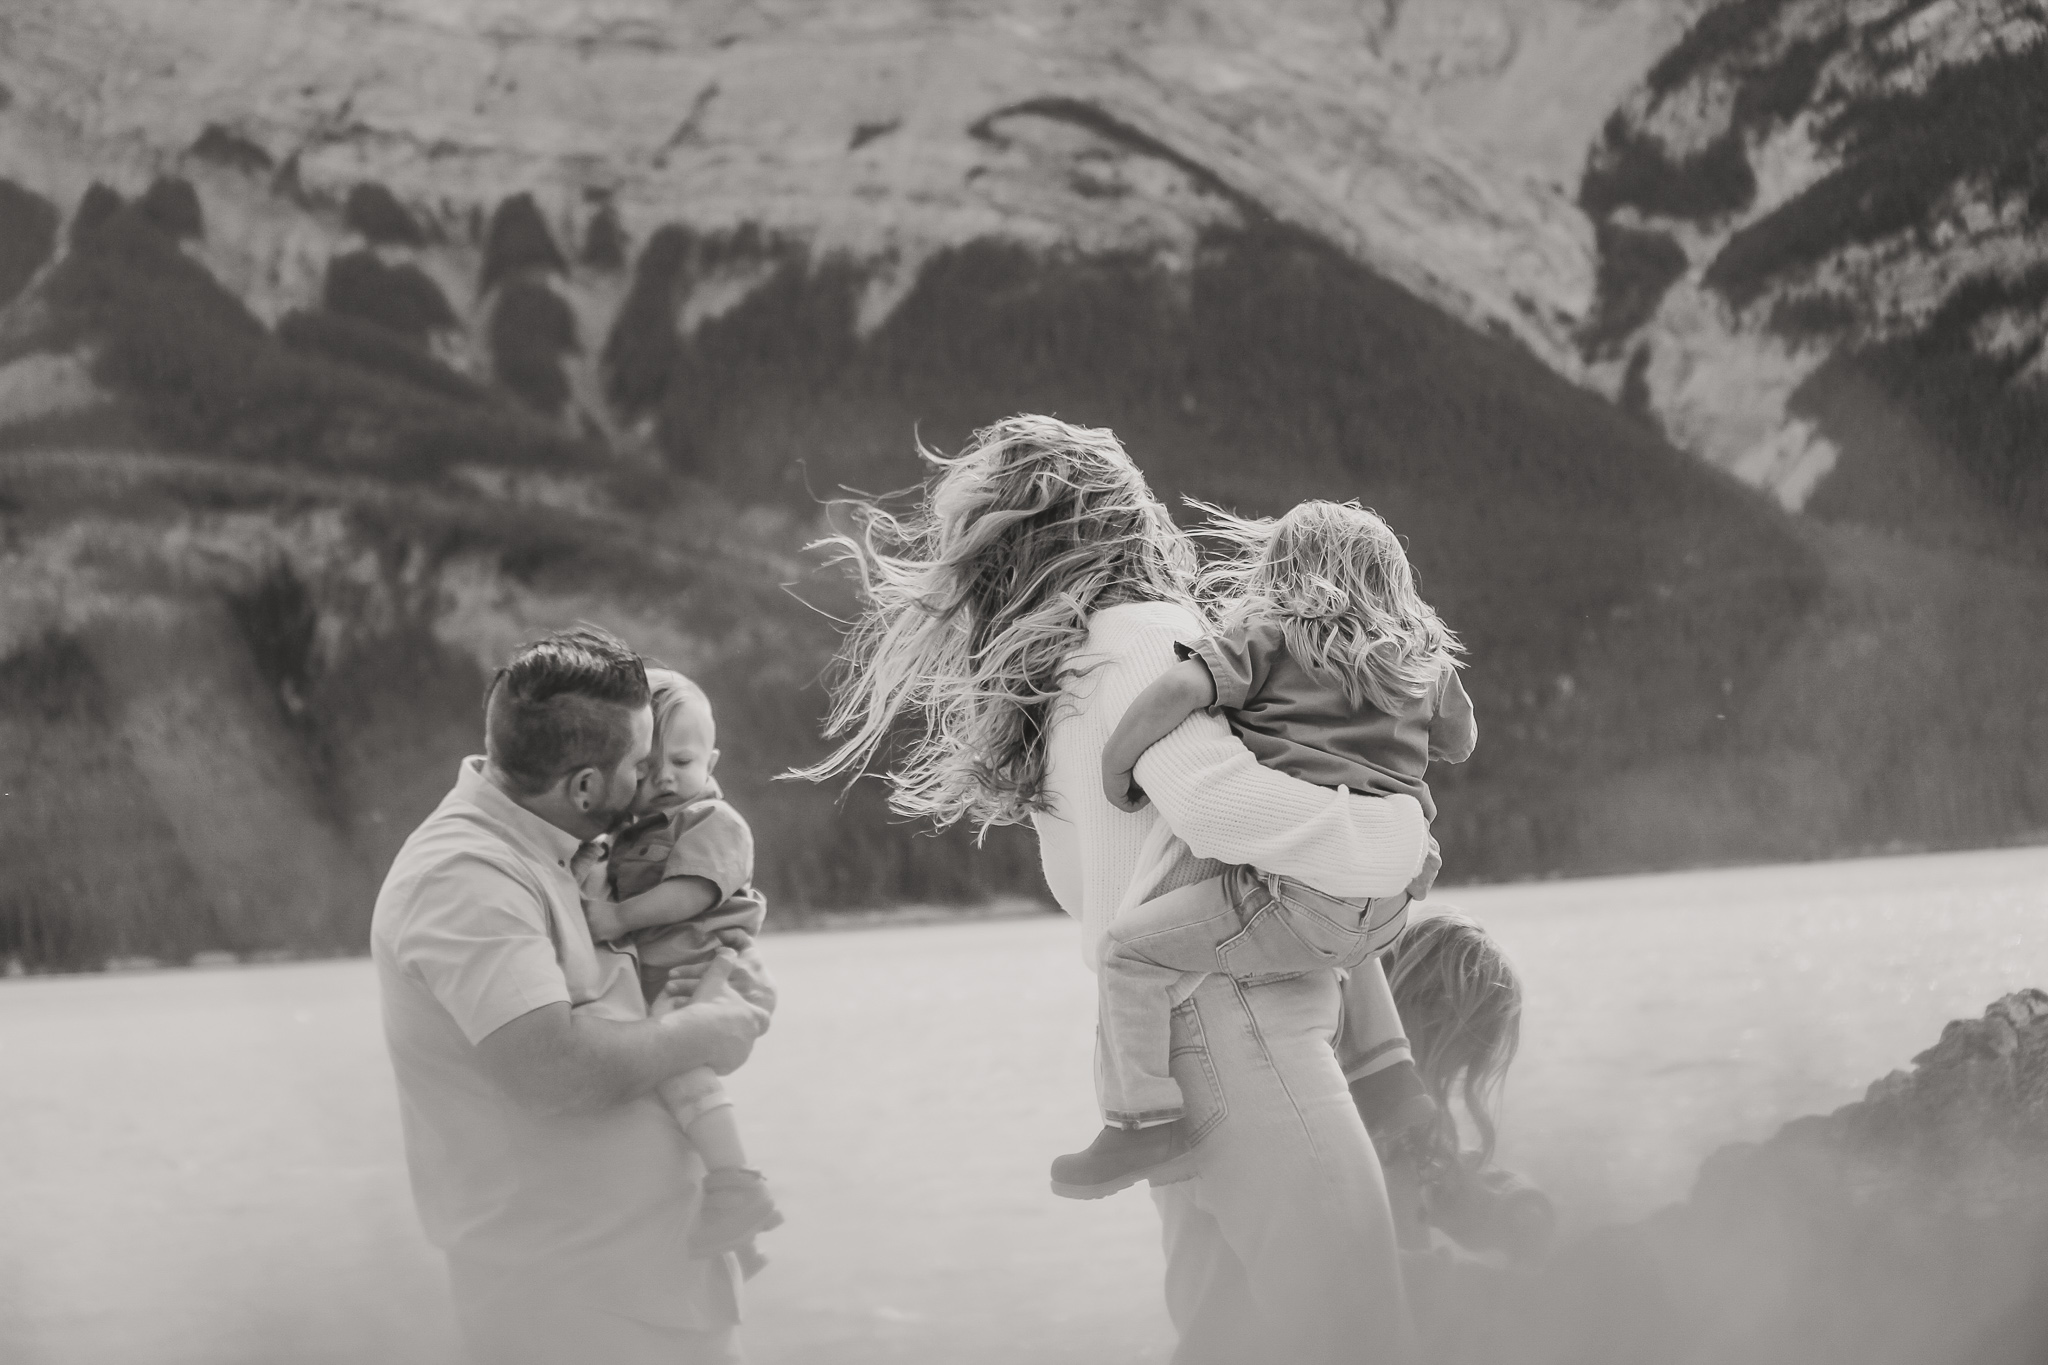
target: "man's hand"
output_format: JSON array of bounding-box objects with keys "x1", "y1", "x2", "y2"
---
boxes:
[
  {"x1": 663, "y1": 942, "x2": 777, "y2": 1022},
  {"x1": 1406, "y1": 836, "x2": 1442, "y2": 902},
  {"x1": 660, "y1": 949, "x2": 771, "y2": 1074}
]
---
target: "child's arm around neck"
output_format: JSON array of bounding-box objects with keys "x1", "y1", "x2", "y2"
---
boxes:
[{"x1": 1100, "y1": 656, "x2": 1217, "y2": 812}]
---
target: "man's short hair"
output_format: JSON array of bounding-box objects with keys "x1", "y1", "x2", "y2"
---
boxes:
[{"x1": 484, "y1": 625, "x2": 651, "y2": 795}]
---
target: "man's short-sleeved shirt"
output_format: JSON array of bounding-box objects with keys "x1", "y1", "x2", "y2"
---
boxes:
[{"x1": 369, "y1": 757, "x2": 738, "y2": 1329}]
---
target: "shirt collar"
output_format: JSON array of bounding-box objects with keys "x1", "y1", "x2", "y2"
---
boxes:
[{"x1": 453, "y1": 756, "x2": 587, "y2": 871}]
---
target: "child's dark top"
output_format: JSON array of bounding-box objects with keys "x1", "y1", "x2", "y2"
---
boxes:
[
  {"x1": 608, "y1": 790, "x2": 766, "y2": 996},
  {"x1": 1184, "y1": 618, "x2": 1477, "y2": 822}
]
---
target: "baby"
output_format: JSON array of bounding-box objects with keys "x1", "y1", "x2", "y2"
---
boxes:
[
  {"x1": 577, "y1": 668, "x2": 782, "y2": 1271},
  {"x1": 1052, "y1": 499, "x2": 1476, "y2": 1196}
]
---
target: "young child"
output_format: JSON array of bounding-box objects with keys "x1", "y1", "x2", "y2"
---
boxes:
[
  {"x1": 575, "y1": 668, "x2": 783, "y2": 1271},
  {"x1": 1380, "y1": 911, "x2": 1554, "y2": 1265},
  {"x1": 1052, "y1": 499, "x2": 1476, "y2": 1196}
]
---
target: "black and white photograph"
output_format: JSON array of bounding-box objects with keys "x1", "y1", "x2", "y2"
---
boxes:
[{"x1": 3, "y1": 1, "x2": 2047, "y2": 1362}]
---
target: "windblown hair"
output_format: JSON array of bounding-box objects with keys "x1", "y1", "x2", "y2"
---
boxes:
[
  {"x1": 484, "y1": 624, "x2": 650, "y2": 795},
  {"x1": 794, "y1": 414, "x2": 1197, "y2": 832},
  {"x1": 1387, "y1": 910, "x2": 1523, "y2": 1170},
  {"x1": 1193, "y1": 499, "x2": 1461, "y2": 715}
]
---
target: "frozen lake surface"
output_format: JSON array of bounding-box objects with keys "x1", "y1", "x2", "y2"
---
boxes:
[{"x1": 3, "y1": 846, "x2": 2046, "y2": 1365}]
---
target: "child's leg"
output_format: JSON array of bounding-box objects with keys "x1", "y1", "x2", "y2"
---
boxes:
[
  {"x1": 659, "y1": 1069, "x2": 785, "y2": 1257},
  {"x1": 656, "y1": 1065, "x2": 729, "y2": 1137},
  {"x1": 1337, "y1": 956, "x2": 1412, "y2": 1085},
  {"x1": 684, "y1": 1104, "x2": 747, "y2": 1172},
  {"x1": 1337, "y1": 955, "x2": 1435, "y2": 1146},
  {"x1": 1098, "y1": 875, "x2": 1248, "y2": 1127}
]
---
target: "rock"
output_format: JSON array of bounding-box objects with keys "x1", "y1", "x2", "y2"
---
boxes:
[{"x1": 1420, "y1": 991, "x2": 2048, "y2": 1365}]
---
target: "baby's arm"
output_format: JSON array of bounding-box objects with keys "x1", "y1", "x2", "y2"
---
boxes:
[
  {"x1": 586, "y1": 876, "x2": 723, "y2": 943},
  {"x1": 588, "y1": 800, "x2": 756, "y2": 943},
  {"x1": 1101, "y1": 657, "x2": 1217, "y2": 811},
  {"x1": 1429, "y1": 669, "x2": 1477, "y2": 764}
]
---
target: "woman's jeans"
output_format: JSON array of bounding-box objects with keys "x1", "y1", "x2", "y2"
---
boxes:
[
  {"x1": 1150, "y1": 967, "x2": 1421, "y2": 1365},
  {"x1": 1097, "y1": 864, "x2": 1412, "y2": 1126}
]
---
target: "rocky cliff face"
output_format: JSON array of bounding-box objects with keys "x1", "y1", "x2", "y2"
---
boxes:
[
  {"x1": 1416, "y1": 990, "x2": 2048, "y2": 1365},
  {"x1": 1578, "y1": 0, "x2": 2048, "y2": 529}
]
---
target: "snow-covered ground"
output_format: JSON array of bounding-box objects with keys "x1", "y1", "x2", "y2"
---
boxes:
[{"x1": 4, "y1": 846, "x2": 2045, "y2": 1365}]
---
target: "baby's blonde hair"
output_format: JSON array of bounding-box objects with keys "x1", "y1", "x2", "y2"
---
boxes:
[
  {"x1": 645, "y1": 667, "x2": 710, "y2": 747},
  {"x1": 1194, "y1": 499, "x2": 1461, "y2": 715},
  {"x1": 795, "y1": 414, "x2": 1197, "y2": 833},
  {"x1": 1388, "y1": 910, "x2": 1523, "y2": 1169}
]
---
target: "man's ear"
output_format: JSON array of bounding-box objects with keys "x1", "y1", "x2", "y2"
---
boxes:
[
  {"x1": 705, "y1": 748, "x2": 720, "y2": 777},
  {"x1": 566, "y1": 766, "x2": 602, "y2": 812}
]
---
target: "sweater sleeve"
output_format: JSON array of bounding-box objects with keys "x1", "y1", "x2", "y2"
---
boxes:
[{"x1": 1109, "y1": 616, "x2": 1430, "y2": 899}]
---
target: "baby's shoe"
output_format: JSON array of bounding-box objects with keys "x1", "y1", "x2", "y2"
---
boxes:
[
  {"x1": 1049, "y1": 1122, "x2": 1197, "y2": 1200},
  {"x1": 733, "y1": 1240, "x2": 769, "y2": 1281},
  {"x1": 693, "y1": 1168, "x2": 783, "y2": 1258}
]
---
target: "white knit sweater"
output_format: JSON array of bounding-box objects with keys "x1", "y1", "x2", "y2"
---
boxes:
[{"x1": 1031, "y1": 602, "x2": 1432, "y2": 970}]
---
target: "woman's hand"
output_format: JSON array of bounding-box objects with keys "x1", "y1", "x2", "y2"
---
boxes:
[{"x1": 1406, "y1": 836, "x2": 1442, "y2": 902}]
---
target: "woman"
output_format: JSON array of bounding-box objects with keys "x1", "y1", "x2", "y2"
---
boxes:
[{"x1": 801, "y1": 415, "x2": 1436, "y2": 1363}]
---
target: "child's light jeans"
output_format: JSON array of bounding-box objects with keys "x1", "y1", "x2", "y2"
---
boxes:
[{"x1": 1097, "y1": 863, "x2": 1411, "y2": 1126}]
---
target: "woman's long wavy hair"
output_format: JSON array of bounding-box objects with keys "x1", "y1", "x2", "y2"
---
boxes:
[
  {"x1": 793, "y1": 415, "x2": 1197, "y2": 833},
  {"x1": 1194, "y1": 499, "x2": 1461, "y2": 714},
  {"x1": 1387, "y1": 911, "x2": 1524, "y2": 1171}
]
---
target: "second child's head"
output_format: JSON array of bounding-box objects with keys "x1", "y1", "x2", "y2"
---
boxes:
[
  {"x1": 636, "y1": 669, "x2": 720, "y2": 813},
  {"x1": 1197, "y1": 499, "x2": 1461, "y2": 714},
  {"x1": 1387, "y1": 910, "x2": 1523, "y2": 1170}
]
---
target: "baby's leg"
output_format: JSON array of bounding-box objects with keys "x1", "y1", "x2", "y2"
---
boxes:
[
  {"x1": 658, "y1": 1068, "x2": 784, "y2": 1258},
  {"x1": 656, "y1": 1066, "x2": 731, "y2": 1144},
  {"x1": 684, "y1": 1103, "x2": 747, "y2": 1172}
]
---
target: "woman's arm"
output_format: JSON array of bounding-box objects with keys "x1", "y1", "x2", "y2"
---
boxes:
[
  {"x1": 1107, "y1": 618, "x2": 1430, "y2": 898},
  {"x1": 1101, "y1": 658, "x2": 1216, "y2": 812}
]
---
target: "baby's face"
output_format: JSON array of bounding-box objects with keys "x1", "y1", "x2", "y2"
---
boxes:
[{"x1": 635, "y1": 699, "x2": 720, "y2": 812}]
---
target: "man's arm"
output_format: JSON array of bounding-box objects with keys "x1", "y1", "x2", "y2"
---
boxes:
[
  {"x1": 1101, "y1": 657, "x2": 1216, "y2": 812},
  {"x1": 474, "y1": 953, "x2": 767, "y2": 1117}
]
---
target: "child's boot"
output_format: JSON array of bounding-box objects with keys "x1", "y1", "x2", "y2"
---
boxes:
[
  {"x1": 1049, "y1": 1122, "x2": 1197, "y2": 1200},
  {"x1": 692, "y1": 1168, "x2": 784, "y2": 1257}
]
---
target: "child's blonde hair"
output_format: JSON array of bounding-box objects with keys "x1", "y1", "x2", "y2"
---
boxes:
[
  {"x1": 795, "y1": 415, "x2": 1197, "y2": 833},
  {"x1": 1388, "y1": 910, "x2": 1522, "y2": 1169},
  {"x1": 645, "y1": 667, "x2": 710, "y2": 746},
  {"x1": 1193, "y1": 499, "x2": 1461, "y2": 715}
]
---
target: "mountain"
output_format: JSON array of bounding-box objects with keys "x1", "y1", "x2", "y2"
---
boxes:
[
  {"x1": 1578, "y1": 0, "x2": 2048, "y2": 534},
  {"x1": 2, "y1": 0, "x2": 2044, "y2": 972}
]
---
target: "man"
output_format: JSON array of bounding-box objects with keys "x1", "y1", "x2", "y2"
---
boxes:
[{"x1": 371, "y1": 625, "x2": 773, "y2": 1363}]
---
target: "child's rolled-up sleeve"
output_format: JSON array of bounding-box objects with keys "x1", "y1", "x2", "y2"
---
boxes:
[
  {"x1": 1178, "y1": 623, "x2": 1276, "y2": 712},
  {"x1": 396, "y1": 856, "x2": 570, "y2": 1044},
  {"x1": 663, "y1": 800, "x2": 755, "y2": 905}
]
